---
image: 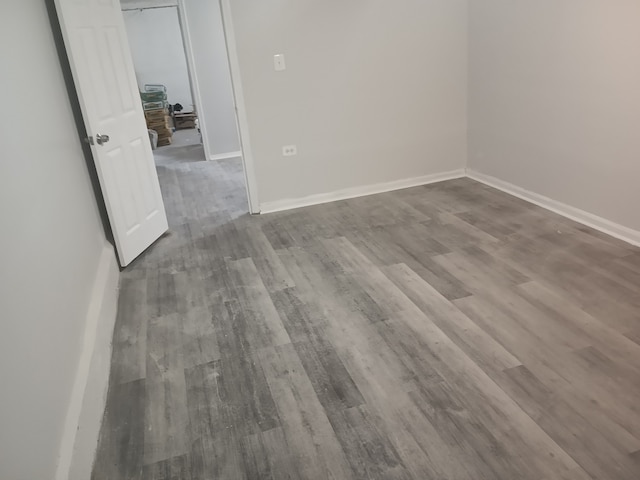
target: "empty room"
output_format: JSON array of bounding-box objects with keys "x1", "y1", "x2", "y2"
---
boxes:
[{"x1": 2, "y1": 1, "x2": 640, "y2": 480}]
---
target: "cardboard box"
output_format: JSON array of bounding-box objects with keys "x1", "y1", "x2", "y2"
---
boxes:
[
  {"x1": 144, "y1": 109, "x2": 168, "y2": 121},
  {"x1": 157, "y1": 136, "x2": 172, "y2": 147},
  {"x1": 173, "y1": 113, "x2": 197, "y2": 130}
]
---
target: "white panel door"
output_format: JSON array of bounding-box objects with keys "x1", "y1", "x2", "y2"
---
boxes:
[{"x1": 55, "y1": 0, "x2": 168, "y2": 267}]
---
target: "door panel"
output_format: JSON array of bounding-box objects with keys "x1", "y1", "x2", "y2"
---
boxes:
[{"x1": 55, "y1": 0, "x2": 168, "y2": 266}]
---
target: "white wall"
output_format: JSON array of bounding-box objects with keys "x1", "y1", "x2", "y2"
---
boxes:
[
  {"x1": 0, "y1": 2, "x2": 118, "y2": 479},
  {"x1": 225, "y1": 0, "x2": 468, "y2": 206},
  {"x1": 468, "y1": 0, "x2": 640, "y2": 233},
  {"x1": 181, "y1": 0, "x2": 241, "y2": 158},
  {"x1": 123, "y1": 7, "x2": 193, "y2": 109}
]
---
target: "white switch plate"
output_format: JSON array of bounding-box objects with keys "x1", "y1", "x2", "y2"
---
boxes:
[
  {"x1": 282, "y1": 145, "x2": 297, "y2": 156},
  {"x1": 274, "y1": 54, "x2": 286, "y2": 71}
]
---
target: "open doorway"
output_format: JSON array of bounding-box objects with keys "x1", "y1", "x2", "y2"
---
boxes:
[
  {"x1": 120, "y1": 0, "x2": 252, "y2": 223},
  {"x1": 121, "y1": 5, "x2": 200, "y2": 149},
  {"x1": 54, "y1": 0, "x2": 260, "y2": 265}
]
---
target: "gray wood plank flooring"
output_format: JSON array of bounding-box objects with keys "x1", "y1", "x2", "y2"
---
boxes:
[{"x1": 93, "y1": 132, "x2": 640, "y2": 480}]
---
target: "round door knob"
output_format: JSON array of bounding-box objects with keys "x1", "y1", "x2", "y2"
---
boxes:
[{"x1": 96, "y1": 134, "x2": 110, "y2": 146}]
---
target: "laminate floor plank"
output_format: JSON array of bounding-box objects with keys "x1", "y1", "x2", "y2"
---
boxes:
[
  {"x1": 455, "y1": 293, "x2": 640, "y2": 451},
  {"x1": 257, "y1": 343, "x2": 354, "y2": 480},
  {"x1": 345, "y1": 228, "x2": 473, "y2": 300},
  {"x1": 92, "y1": 131, "x2": 640, "y2": 479},
  {"x1": 92, "y1": 379, "x2": 145, "y2": 480},
  {"x1": 110, "y1": 276, "x2": 148, "y2": 385},
  {"x1": 141, "y1": 454, "x2": 192, "y2": 480},
  {"x1": 381, "y1": 311, "x2": 590, "y2": 480},
  {"x1": 185, "y1": 362, "x2": 247, "y2": 479},
  {"x1": 499, "y1": 365, "x2": 640, "y2": 480},
  {"x1": 144, "y1": 313, "x2": 190, "y2": 466},
  {"x1": 239, "y1": 427, "x2": 300, "y2": 480},
  {"x1": 383, "y1": 262, "x2": 522, "y2": 375}
]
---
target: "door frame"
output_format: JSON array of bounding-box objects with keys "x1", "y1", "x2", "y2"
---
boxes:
[
  {"x1": 121, "y1": 1, "x2": 261, "y2": 214},
  {"x1": 217, "y1": 0, "x2": 260, "y2": 214},
  {"x1": 176, "y1": 0, "x2": 261, "y2": 214},
  {"x1": 172, "y1": 4, "x2": 214, "y2": 162}
]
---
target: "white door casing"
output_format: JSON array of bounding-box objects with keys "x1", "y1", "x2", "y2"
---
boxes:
[{"x1": 55, "y1": 0, "x2": 169, "y2": 266}]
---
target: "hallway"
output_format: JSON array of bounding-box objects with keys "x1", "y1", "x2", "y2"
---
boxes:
[{"x1": 92, "y1": 134, "x2": 640, "y2": 480}]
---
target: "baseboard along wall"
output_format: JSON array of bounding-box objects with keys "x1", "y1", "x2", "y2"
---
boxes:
[
  {"x1": 260, "y1": 169, "x2": 467, "y2": 214},
  {"x1": 259, "y1": 167, "x2": 640, "y2": 248},
  {"x1": 56, "y1": 243, "x2": 120, "y2": 480},
  {"x1": 209, "y1": 151, "x2": 242, "y2": 161},
  {"x1": 466, "y1": 169, "x2": 640, "y2": 248}
]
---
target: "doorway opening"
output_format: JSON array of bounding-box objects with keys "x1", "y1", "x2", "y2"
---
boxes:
[
  {"x1": 55, "y1": 0, "x2": 260, "y2": 265},
  {"x1": 122, "y1": 5, "x2": 197, "y2": 149},
  {"x1": 121, "y1": 1, "x2": 251, "y2": 225}
]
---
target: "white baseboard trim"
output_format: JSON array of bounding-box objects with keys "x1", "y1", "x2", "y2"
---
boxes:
[
  {"x1": 260, "y1": 169, "x2": 466, "y2": 214},
  {"x1": 56, "y1": 243, "x2": 120, "y2": 480},
  {"x1": 467, "y1": 169, "x2": 640, "y2": 248},
  {"x1": 209, "y1": 151, "x2": 242, "y2": 161}
]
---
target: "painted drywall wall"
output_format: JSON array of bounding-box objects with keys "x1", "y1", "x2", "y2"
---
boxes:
[
  {"x1": 0, "y1": 1, "x2": 117, "y2": 479},
  {"x1": 468, "y1": 0, "x2": 640, "y2": 232},
  {"x1": 123, "y1": 6, "x2": 194, "y2": 109},
  {"x1": 225, "y1": 0, "x2": 468, "y2": 206},
  {"x1": 181, "y1": 0, "x2": 241, "y2": 157}
]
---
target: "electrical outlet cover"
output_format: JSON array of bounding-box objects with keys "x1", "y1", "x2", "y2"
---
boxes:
[{"x1": 282, "y1": 145, "x2": 297, "y2": 156}]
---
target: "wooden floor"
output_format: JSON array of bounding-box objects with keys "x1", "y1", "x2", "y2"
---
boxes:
[{"x1": 93, "y1": 131, "x2": 640, "y2": 480}]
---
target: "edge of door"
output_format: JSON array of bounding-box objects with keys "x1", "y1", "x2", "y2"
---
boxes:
[
  {"x1": 177, "y1": 0, "x2": 261, "y2": 215},
  {"x1": 217, "y1": 0, "x2": 261, "y2": 215},
  {"x1": 176, "y1": 2, "x2": 214, "y2": 163}
]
